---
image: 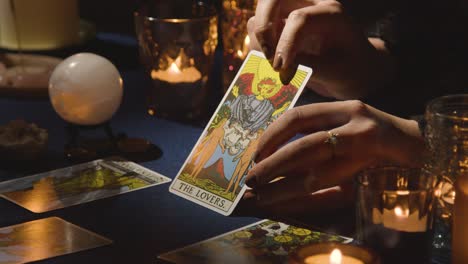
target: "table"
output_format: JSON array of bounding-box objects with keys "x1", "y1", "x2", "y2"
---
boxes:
[
  {"x1": 0, "y1": 33, "x2": 450, "y2": 264},
  {"x1": 0, "y1": 34, "x2": 261, "y2": 264}
]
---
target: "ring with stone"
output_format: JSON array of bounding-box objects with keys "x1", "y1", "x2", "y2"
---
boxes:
[{"x1": 324, "y1": 131, "x2": 339, "y2": 157}]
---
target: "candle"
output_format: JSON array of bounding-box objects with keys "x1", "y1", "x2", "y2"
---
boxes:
[
  {"x1": 303, "y1": 249, "x2": 364, "y2": 264},
  {"x1": 235, "y1": 35, "x2": 251, "y2": 60},
  {"x1": 151, "y1": 49, "x2": 202, "y2": 84},
  {"x1": 289, "y1": 243, "x2": 379, "y2": 264},
  {"x1": 453, "y1": 172, "x2": 468, "y2": 264},
  {"x1": 0, "y1": 0, "x2": 79, "y2": 50},
  {"x1": 372, "y1": 207, "x2": 428, "y2": 232},
  {"x1": 371, "y1": 190, "x2": 429, "y2": 232}
]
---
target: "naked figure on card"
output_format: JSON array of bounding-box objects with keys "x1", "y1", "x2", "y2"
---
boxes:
[{"x1": 170, "y1": 51, "x2": 312, "y2": 215}]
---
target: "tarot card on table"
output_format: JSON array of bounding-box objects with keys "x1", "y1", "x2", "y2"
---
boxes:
[
  {"x1": 169, "y1": 50, "x2": 313, "y2": 215},
  {"x1": 158, "y1": 219, "x2": 352, "y2": 264},
  {"x1": 0, "y1": 217, "x2": 111, "y2": 264},
  {"x1": 0, "y1": 157, "x2": 171, "y2": 213}
]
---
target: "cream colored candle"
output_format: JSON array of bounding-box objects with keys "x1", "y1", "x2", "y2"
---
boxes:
[
  {"x1": 304, "y1": 249, "x2": 364, "y2": 264},
  {"x1": 0, "y1": 0, "x2": 79, "y2": 50},
  {"x1": 372, "y1": 207, "x2": 428, "y2": 232},
  {"x1": 151, "y1": 49, "x2": 202, "y2": 83},
  {"x1": 453, "y1": 172, "x2": 468, "y2": 264}
]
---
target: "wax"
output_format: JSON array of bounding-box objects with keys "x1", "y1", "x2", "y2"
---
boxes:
[
  {"x1": 0, "y1": 0, "x2": 79, "y2": 50},
  {"x1": 304, "y1": 254, "x2": 364, "y2": 264},
  {"x1": 453, "y1": 173, "x2": 468, "y2": 264}
]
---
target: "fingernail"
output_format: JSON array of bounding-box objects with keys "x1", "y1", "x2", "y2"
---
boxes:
[
  {"x1": 243, "y1": 189, "x2": 257, "y2": 200},
  {"x1": 262, "y1": 45, "x2": 273, "y2": 61},
  {"x1": 280, "y1": 67, "x2": 296, "y2": 85},
  {"x1": 272, "y1": 53, "x2": 283, "y2": 71},
  {"x1": 245, "y1": 174, "x2": 258, "y2": 188},
  {"x1": 251, "y1": 152, "x2": 258, "y2": 163}
]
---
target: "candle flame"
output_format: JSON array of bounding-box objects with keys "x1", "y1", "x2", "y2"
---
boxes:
[
  {"x1": 169, "y1": 62, "x2": 181, "y2": 74},
  {"x1": 396, "y1": 190, "x2": 410, "y2": 195},
  {"x1": 330, "y1": 249, "x2": 342, "y2": 264},
  {"x1": 244, "y1": 35, "x2": 250, "y2": 46},
  {"x1": 237, "y1": 50, "x2": 244, "y2": 58},
  {"x1": 394, "y1": 206, "x2": 410, "y2": 217}
]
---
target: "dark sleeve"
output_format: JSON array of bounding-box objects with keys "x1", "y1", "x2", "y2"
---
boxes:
[{"x1": 363, "y1": 0, "x2": 468, "y2": 117}]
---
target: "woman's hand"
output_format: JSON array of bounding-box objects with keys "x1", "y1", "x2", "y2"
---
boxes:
[
  {"x1": 243, "y1": 100, "x2": 424, "y2": 210},
  {"x1": 248, "y1": 0, "x2": 395, "y2": 99}
]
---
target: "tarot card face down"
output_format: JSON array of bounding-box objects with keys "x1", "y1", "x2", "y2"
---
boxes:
[
  {"x1": 0, "y1": 217, "x2": 111, "y2": 264},
  {"x1": 170, "y1": 51, "x2": 312, "y2": 215},
  {"x1": 158, "y1": 220, "x2": 352, "y2": 264},
  {"x1": 0, "y1": 158, "x2": 171, "y2": 213}
]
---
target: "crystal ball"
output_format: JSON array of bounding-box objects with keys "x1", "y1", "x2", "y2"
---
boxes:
[{"x1": 49, "y1": 53, "x2": 123, "y2": 126}]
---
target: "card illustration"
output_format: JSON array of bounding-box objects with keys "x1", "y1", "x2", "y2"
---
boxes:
[
  {"x1": 0, "y1": 158, "x2": 171, "y2": 213},
  {"x1": 170, "y1": 50, "x2": 312, "y2": 215},
  {"x1": 158, "y1": 219, "x2": 352, "y2": 264},
  {"x1": 0, "y1": 217, "x2": 111, "y2": 264}
]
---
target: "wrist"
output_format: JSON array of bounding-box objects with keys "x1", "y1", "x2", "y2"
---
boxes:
[{"x1": 385, "y1": 116, "x2": 425, "y2": 166}]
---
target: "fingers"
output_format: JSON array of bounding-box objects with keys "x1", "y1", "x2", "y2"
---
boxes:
[
  {"x1": 248, "y1": 120, "x2": 366, "y2": 188},
  {"x1": 248, "y1": 149, "x2": 373, "y2": 207},
  {"x1": 254, "y1": 0, "x2": 282, "y2": 60},
  {"x1": 273, "y1": 2, "x2": 347, "y2": 82},
  {"x1": 255, "y1": 101, "x2": 355, "y2": 163},
  {"x1": 247, "y1": 131, "x2": 335, "y2": 187},
  {"x1": 247, "y1": 103, "x2": 384, "y2": 189},
  {"x1": 247, "y1": 17, "x2": 261, "y2": 52}
]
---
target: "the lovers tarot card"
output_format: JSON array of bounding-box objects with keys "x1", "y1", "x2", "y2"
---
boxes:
[{"x1": 170, "y1": 51, "x2": 312, "y2": 215}]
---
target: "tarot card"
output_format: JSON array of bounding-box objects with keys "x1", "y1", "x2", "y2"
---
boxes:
[
  {"x1": 169, "y1": 50, "x2": 313, "y2": 215},
  {"x1": 0, "y1": 217, "x2": 111, "y2": 263},
  {"x1": 158, "y1": 219, "x2": 352, "y2": 264},
  {"x1": 0, "y1": 157, "x2": 171, "y2": 213}
]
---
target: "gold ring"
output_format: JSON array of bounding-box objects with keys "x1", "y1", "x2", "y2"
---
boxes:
[{"x1": 324, "y1": 131, "x2": 339, "y2": 156}]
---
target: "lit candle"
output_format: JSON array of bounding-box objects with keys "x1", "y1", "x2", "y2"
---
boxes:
[
  {"x1": 289, "y1": 243, "x2": 378, "y2": 264},
  {"x1": 235, "y1": 35, "x2": 250, "y2": 60},
  {"x1": 151, "y1": 49, "x2": 202, "y2": 83},
  {"x1": 0, "y1": 0, "x2": 79, "y2": 50},
  {"x1": 303, "y1": 249, "x2": 364, "y2": 264},
  {"x1": 372, "y1": 191, "x2": 428, "y2": 232}
]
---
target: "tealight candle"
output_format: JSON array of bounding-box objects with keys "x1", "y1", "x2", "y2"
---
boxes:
[
  {"x1": 289, "y1": 243, "x2": 379, "y2": 264},
  {"x1": 151, "y1": 49, "x2": 202, "y2": 84},
  {"x1": 304, "y1": 249, "x2": 364, "y2": 264}
]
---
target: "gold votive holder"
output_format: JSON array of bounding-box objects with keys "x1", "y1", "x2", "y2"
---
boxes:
[
  {"x1": 134, "y1": 1, "x2": 218, "y2": 121},
  {"x1": 356, "y1": 167, "x2": 437, "y2": 264},
  {"x1": 289, "y1": 242, "x2": 380, "y2": 264}
]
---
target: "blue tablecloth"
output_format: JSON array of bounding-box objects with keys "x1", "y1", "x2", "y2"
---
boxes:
[{"x1": 0, "y1": 33, "x2": 258, "y2": 264}]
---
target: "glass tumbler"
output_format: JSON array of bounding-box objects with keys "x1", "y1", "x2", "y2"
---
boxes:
[
  {"x1": 356, "y1": 167, "x2": 437, "y2": 264},
  {"x1": 423, "y1": 94, "x2": 468, "y2": 254},
  {"x1": 134, "y1": 1, "x2": 218, "y2": 121}
]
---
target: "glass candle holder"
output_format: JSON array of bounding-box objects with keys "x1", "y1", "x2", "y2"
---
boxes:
[
  {"x1": 221, "y1": 0, "x2": 256, "y2": 92},
  {"x1": 423, "y1": 94, "x2": 468, "y2": 255},
  {"x1": 356, "y1": 167, "x2": 437, "y2": 264},
  {"x1": 134, "y1": 1, "x2": 218, "y2": 121}
]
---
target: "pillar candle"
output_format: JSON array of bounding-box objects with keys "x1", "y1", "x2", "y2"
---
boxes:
[
  {"x1": 0, "y1": 0, "x2": 79, "y2": 50},
  {"x1": 453, "y1": 172, "x2": 468, "y2": 264}
]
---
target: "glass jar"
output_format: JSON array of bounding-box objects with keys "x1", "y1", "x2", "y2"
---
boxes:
[{"x1": 424, "y1": 94, "x2": 468, "y2": 254}]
